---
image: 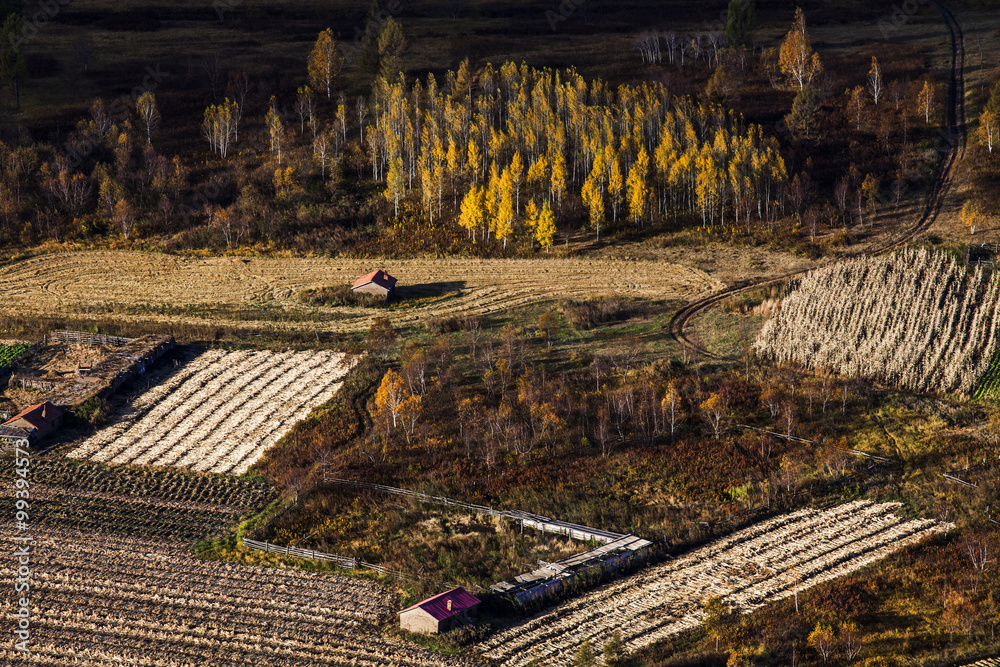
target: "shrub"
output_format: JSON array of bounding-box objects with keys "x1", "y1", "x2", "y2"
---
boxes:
[
  {"x1": 559, "y1": 297, "x2": 650, "y2": 330},
  {"x1": 298, "y1": 284, "x2": 388, "y2": 308}
]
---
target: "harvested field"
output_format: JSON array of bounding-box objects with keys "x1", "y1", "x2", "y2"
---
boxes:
[
  {"x1": 754, "y1": 250, "x2": 1000, "y2": 395},
  {"x1": 67, "y1": 350, "x2": 355, "y2": 475},
  {"x1": 477, "y1": 501, "x2": 950, "y2": 666},
  {"x1": 0, "y1": 251, "x2": 721, "y2": 332},
  {"x1": 0, "y1": 524, "x2": 470, "y2": 667},
  {"x1": 0, "y1": 455, "x2": 274, "y2": 542}
]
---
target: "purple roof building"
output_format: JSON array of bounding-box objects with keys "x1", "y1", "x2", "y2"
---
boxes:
[{"x1": 399, "y1": 587, "x2": 481, "y2": 634}]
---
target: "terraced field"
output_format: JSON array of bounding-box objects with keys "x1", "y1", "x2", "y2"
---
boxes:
[
  {"x1": 0, "y1": 251, "x2": 721, "y2": 332},
  {"x1": 478, "y1": 501, "x2": 951, "y2": 666},
  {"x1": 0, "y1": 525, "x2": 472, "y2": 667},
  {"x1": 67, "y1": 349, "x2": 355, "y2": 475}
]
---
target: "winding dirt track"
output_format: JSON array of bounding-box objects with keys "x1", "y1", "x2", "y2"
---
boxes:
[
  {"x1": 669, "y1": 0, "x2": 967, "y2": 359},
  {"x1": 0, "y1": 252, "x2": 721, "y2": 333}
]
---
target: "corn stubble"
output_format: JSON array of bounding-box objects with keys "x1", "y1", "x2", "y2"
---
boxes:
[
  {"x1": 0, "y1": 525, "x2": 469, "y2": 666},
  {"x1": 478, "y1": 501, "x2": 949, "y2": 666},
  {"x1": 754, "y1": 249, "x2": 1000, "y2": 395},
  {"x1": 68, "y1": 350, "x2": 356, "y2": 475}
]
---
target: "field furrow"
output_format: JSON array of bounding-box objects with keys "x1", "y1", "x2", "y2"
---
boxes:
[
  {"x1": 67, "y1": 350, "x2": 356, "y2": 475},
  {"x1": 477, "y1": 501, "x2": 950, "y2": 666},
  {"x1": 0, "y1": 525, "x2": 469, "y2": 667}
]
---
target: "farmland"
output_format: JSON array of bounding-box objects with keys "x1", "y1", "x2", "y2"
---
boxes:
[
  {"x1": 0, "y1": 251, "x2": 720, "y2": 333},
  {"x1": 0, "y1": 524, "x2": 472, "y2": 667},
  {"x1": 0, "y1": 456, "x2": 273, "y2": 542},
  {"x1": 0, "y1": 343, "x2": 29, "y2": 370},
  {"x1": 754, "y1": 250, "x2": 1000, "y2": 396},
  {"x1": 478, "y1": 501, "x2": 951, "y2": 666},
  {"x1": 68, "y1": 349, "x2": 356, "y2": 475}
]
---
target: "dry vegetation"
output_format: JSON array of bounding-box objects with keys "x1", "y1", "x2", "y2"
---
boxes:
[
  {"x1": 68, "y1": 349, "x2": 355, "y2": 474},
  {"x1": 0, "y1": 524, "x2": 472, "y2": 667},
  {"x1": 477, "y1": 501, "x2": 951, "y2": 666},
  {"x1": 0, "y1": 250, "x2": 719, "y2": 332},
  {"x1": 754, "y1": 249, "x2": 1000, "y2": 395}
]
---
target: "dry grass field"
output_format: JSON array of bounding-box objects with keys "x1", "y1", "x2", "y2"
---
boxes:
[
  {"x1": 0, "y1": 524, "x2": 472, "y2": 667},
  {"x1": 0, "y1": 250, "x2": 722, "y2": 332},
  {"x1": 477, "y1": 501, "x2": 951, "y2": 666}
]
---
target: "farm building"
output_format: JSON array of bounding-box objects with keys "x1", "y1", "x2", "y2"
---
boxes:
[
  {"x1": 352, "y1": 270, "x2": 397, "y2": 299},
  {"x1": 0, "y1": 401, "x2": 65, "y2": 445},
  {"x1": 399, "y1": 587, "x2": 480, "y2": 634}
]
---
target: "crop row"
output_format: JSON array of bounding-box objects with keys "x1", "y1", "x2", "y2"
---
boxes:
[
  {"x1": 68, "y1": 350, "x2": 355, "y2": 475},
  {"x1": 973, "y1": 344, "x2": 1000, "y2": 399},
  {"x1": 0, "y1": 455, "x2": 274, "y2": 542},
  {"x1": 755, "y1": 250, "x2": 1000, "y2": 395},
  {"x1": 478, "y1": 500, "x2": 951, "y2": 666},
  {"x1": 0, "y1": 456, "x2": 273, "y2": 509},
  {"x1": 0, "y1": 343, "x2": 29, "y2": 369},
  {"x1": 0, "y1": 524, "x2": 471, "y2": 666}
]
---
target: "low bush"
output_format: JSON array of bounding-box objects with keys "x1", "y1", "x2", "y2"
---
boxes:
[
  {"x1": 298, "y1": 284, "x2": 389, "y2": 308},
  {"x1": 559, "y1": 297, "x2": 650, "y2": 330}
]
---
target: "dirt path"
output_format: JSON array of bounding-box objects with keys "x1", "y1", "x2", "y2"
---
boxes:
[
  {"x1": 0, "y1": 251, "x2": 721, "y2": 333},
  {"x1": 670, "y1": 0, "x2": 967, "y2": 360}
]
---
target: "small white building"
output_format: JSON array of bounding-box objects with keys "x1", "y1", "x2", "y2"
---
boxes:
[{"x1": 399, "y1": 587, "x2": 480, "y2": 634}]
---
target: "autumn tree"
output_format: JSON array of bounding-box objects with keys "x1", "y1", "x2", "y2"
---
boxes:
[
  {"x1": 113, "y1": 198, "x2": 137, "y2": 240},
  {"x1": 701, "y1": 392, "x2": 727, "y2": 440},
  {"x1": 375, "y1": 369, "x2": 408, "y2": 430},
  {"x1": 979, "y1": 106, "x2": 998, "y2": 154},
  {"x1": 458, "y1": 184, "x2": 484, "y2": 241},
  {"x1": 808, "y1": 624, "x2": 836, "y2": 664},
  {"x1": 779, "y1": 8, "x2": 822, "y2": 89},
  {"x1": 534, "y1": 200, "x2": 556, "y2": 251},
  {"x1": 136, "y1": 92, "x2": 161, "y2": 146},
  {"x1": 308, "y1": 28, "x2": 343, "y2": 100},
  {"x1": 627, "y1": 147, "x2": 649, "y2": 228},
  {"x1": 202, "y1": 99, "x2": 239, "y2": 158},
  {"x1": 265, "y1": 98, "x2": 285, "y2": 164},
  {"x1": 581, "y1": 175, "x2": 605, "y2": 240},
  {"x1": 867, "y1": 56, "x2": 883, "y2": 105},
  {"x1": 313, "y1": 129, "x2": 333, "y2": 180},
  {"x1": 917, "y1": 80, "x2": 937, "y2": 124},
  {"x1": 495, "y1": 167, "x2": 515, "y2": 249},
  {"x1": 961, "y1": 199, "x2": 979, "y2": 235},
  {"x1": 861, "y1": 173, "x2": 879, "y2": 224},
  {"x1": 377, "y1": 18, "x2": 406, "y2": 82},
  {"x1": 295, "y1": 85, "x2": 316, "y2": 136},
  {"x1": 537, "y1": 311, "x2": 558, "y2": 351},
  {"x1": 608, "y1": 154, "x2": 624, "y2": 224},
  {"x1": 385, "y1": 156, "x2": 405, "y2": 215}
]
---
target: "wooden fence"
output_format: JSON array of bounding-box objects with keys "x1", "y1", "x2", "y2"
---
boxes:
[
  {"x1": 49, "y1": 330, "x2": 135, "y2": 347},
  {"x1": 325, "y1": 477, "x2": 503, "y2": 517},
  {"x1": 325, "y1": 477, "x2": 627, "y2": 543},
  {"x1": 242, "y1": 538, "x2": 418, "y2": 582}
]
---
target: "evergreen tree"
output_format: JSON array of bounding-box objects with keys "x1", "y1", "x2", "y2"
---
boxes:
[
  {"x1": 785, "y1": 85, "x2": 820, "y2": 139},
  {"x1": 725, "y1": 0, "x2": 755, "y2": 49}
]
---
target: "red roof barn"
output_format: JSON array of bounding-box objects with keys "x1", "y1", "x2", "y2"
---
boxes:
[
  {"x1": 0, "y1": 401, "x2": 65, "y2": 444},
  {"x1": 399, "y1": 587, "x2": 480, "y2": 634},
  {"x1": 351, "y1": 270, "x2": 397, "y2": 299}
]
